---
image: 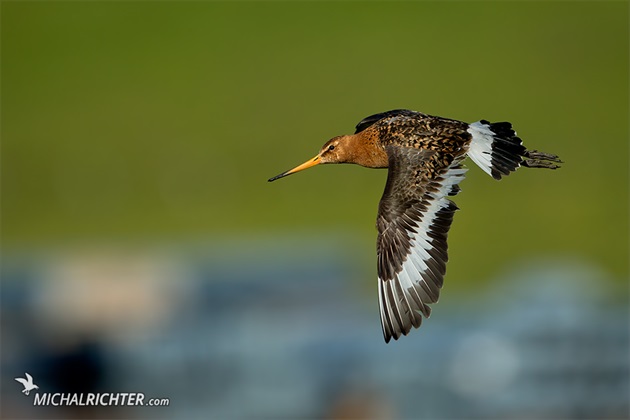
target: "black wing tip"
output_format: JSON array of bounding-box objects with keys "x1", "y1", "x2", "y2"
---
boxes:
[
  {"x1": 383, "y1": 330, "x2": 400, "y2": 344},
  {"x1": 384, "y1": 326, "x2": 417, "y2": 343}
]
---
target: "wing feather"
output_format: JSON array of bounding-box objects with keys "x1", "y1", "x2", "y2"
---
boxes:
[{"x1": 377, "y1": 145, "x2": 467, "y2": 342}]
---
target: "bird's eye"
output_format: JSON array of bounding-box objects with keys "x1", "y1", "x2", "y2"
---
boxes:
[{"x1": 328, "y1": 145, "x2": 335, "y2": 151}]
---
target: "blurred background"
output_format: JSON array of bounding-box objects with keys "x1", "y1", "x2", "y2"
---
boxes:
[{"x1": 1, "y1": 2, "x2": 628, "y2": 419}]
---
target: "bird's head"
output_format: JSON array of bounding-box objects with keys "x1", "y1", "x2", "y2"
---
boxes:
[{"x1": 268, "y1": 135, "x2": 353, "y2": 182}]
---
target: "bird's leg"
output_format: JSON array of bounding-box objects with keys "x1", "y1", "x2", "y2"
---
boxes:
[{"x1": 522, "y1": 150, "x2": 563, "y2": 170}]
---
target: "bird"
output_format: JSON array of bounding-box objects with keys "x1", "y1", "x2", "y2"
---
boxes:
[
  {"x1": 268, "y1": 109, "x2": 562, "y2": 343},
  {"x1": 15, "y1": 372, "x2": 39, "y2": 395}
]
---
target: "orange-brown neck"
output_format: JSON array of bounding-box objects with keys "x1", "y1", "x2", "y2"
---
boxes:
[{"x1": 335, "y1": 132, "x2": 389, "y2": 168}]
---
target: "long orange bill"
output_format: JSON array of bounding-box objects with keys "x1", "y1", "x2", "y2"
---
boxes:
[{"x1": 268, "y1": 155, "x2": 321, "y2": 182}]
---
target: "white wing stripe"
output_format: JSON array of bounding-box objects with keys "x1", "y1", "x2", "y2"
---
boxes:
[
  {"x1": 398, "y1": 267, "x2": 429, "y2": 317},
  {"x1": 393, "y1": 272, "x2": 420, "y2": 328},
  {"x1": 378, "y1": 278, "x2": 393, "y2": 339},
  {"x1": 409, "y1": 249, "x2": 428, "y2": 272},
  {"x1": 385, "y1": 280, "x2": 404, "y2": 332},
  {"x1": 378, "y1": 159, "x2": 467, "y2": 340}
]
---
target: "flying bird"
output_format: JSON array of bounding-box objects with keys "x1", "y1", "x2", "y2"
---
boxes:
[
  {"x1": 268, "y1": 109, "x2": 561, "y2": 342},
  {"x1": 15, "y1": 372, "x2": 39, "y2": 395}
]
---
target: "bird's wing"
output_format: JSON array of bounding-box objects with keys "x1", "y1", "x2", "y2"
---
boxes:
[
  {"x1": 377, "y1": 145, "x2": 467, "y2": 343},
  {"x1": 15, "y1": 377, "x2": 27, "y2": 385},
  {"x1": 25, "y1": 373, "x2": 33, "y2": 383},
  {"x1": 354, "y1": 109, "x2": 420, "y2": 134}
]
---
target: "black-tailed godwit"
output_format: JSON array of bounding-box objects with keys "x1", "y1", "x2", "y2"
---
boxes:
[{"x1": 269, "y1": 109, "x2": 561, "y2": 343}]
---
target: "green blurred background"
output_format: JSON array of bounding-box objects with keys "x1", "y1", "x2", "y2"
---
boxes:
[
  {"x1": 3, "y1": 1, "x2": 627, "y2": 286},
  {"x1": 2, "y1": 2, "x2": 628, "y2": 419}
]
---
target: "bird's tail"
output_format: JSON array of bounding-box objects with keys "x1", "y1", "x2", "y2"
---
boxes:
[{"x1": 467, "y1": 120, "x2": 562, "y2": 180}]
